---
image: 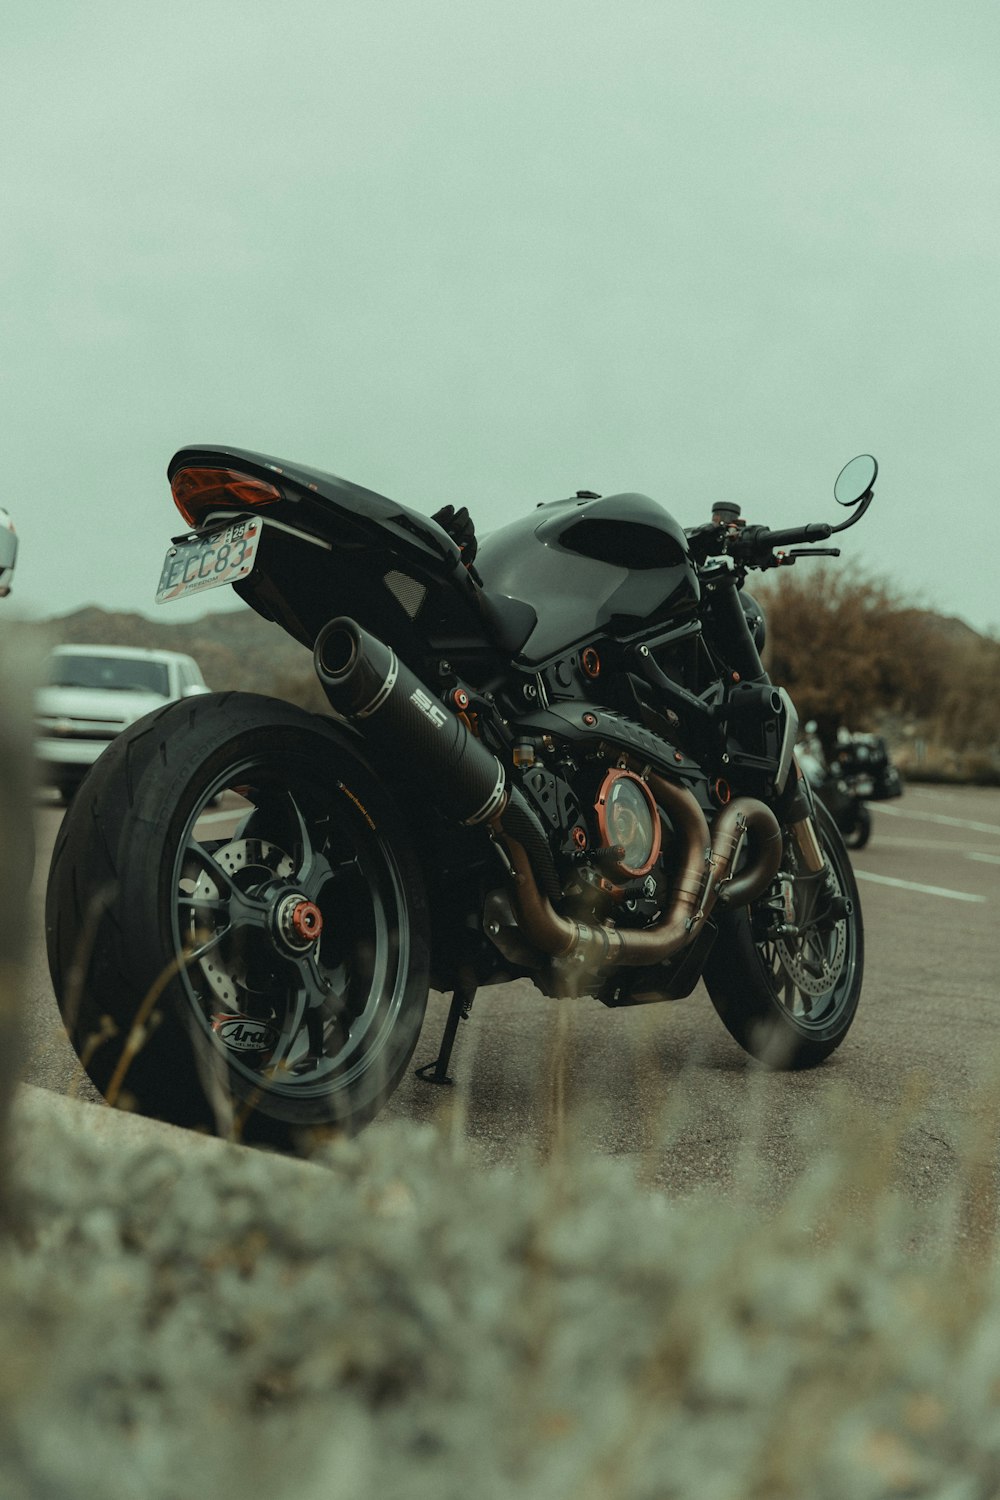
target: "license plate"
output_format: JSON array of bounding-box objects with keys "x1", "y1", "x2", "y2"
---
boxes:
[{"x1": 156, "y1": 519, "x2": 261, "y2": 605}]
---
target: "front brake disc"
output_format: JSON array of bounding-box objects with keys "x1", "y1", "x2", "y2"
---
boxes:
[{"x1": 774, "y1": 869, "x2": 848, "y2": 997}]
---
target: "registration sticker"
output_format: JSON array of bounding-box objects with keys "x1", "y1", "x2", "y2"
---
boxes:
[{"x1": 156, "y1": 519, "x2": 261, "y2": 604}]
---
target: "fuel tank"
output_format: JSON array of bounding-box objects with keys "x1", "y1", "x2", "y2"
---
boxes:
[{"x1": 475, "y1": 491, "x2": 700, "y2": 664}]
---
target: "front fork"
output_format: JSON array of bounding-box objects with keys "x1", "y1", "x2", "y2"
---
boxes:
[
  {"x1": 774, "y1": 759, "x2": 852, "y2": 938},
  {"x1": 760, "y1": 756, "x2": 820, "y2": 932},
  {"x1": 788, "y1": 767, "x2": 826, "y2": 873}
]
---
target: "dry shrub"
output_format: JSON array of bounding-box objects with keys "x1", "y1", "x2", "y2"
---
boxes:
[
  {"x1": 919, "y1": 631, "x2": 1000, "y2": 756},
  {"x1": 758, "y1": 564, "x2": 1000, "y2": 769},
  {"x1": 757, "y1": 565, "x2": 948, "y2": 750},
  {"x1": 3, "y1": 1063, "x2": 1000, "y2": 1499}
]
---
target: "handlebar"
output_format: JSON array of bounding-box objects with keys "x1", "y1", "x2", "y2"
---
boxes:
[
  {"x1": 732, "y1": 521, "x2": 834, "y2": 558},
  {"x1": 686, "y1": 518, "x2": 837, "y2": 569},
  {"x1": 690, "y1": 454, "x2": 877, "y2": 571}
]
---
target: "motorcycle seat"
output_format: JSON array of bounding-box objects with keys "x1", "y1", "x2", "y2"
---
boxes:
[{"x1": 169, "y1": 444, "x2": 539, "y2": 655}]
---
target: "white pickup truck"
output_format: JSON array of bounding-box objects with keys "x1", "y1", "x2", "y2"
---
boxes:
[{"x1": 36, "y1": 644, "x2": 209, "y2": 800}]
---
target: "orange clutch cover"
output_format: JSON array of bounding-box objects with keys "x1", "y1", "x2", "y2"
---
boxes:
[{"x1": 594, "y1": 768, "x2": 661, "y2": 878}]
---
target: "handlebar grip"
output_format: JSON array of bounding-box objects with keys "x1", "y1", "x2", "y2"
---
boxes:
[{"x1": 759, "y1": 522, "x2": 834, "y2": 550}]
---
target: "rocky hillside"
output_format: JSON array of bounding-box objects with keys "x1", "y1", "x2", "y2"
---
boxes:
[
  {"x1": 20, "y1": 604, "x2": 328, "y2": 710},
  {"x1": 19, "y1": 599, "x2": 1000, "y2": 767}
]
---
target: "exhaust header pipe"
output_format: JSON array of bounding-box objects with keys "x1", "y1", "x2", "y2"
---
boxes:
[
  {"x1": 497, "y1": 774, "x2": 782, "y2": 971},
  {"x1": 314, "y1": 617, "x2": 506, "y2": 826}
]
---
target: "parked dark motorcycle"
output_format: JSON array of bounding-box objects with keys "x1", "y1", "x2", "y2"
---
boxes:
[
  {"x1": 45, "y1": 450, "x2": 879, "y2": 1146},
  {"x1": 799, "y1": 726, "x2": 903, "y2": 850}
]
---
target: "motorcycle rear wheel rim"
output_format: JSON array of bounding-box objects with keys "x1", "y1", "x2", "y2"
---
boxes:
[{"x1": 169, "y1": 750, "x2": 413, "y2": 1111}]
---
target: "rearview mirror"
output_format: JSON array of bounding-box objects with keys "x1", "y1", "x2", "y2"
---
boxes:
[{"x1": 834, "y1": 454, "x2": 878, "y2": 507}]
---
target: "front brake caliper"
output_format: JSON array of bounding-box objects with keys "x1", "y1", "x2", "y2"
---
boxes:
[{"x1": 758, "y1": 872, "x2": 798, "y2": 938}]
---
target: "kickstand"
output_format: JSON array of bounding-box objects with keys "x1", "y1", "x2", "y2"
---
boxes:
[{"x1": 415, "y1": 982, "x2": 477, "y2": 1086}]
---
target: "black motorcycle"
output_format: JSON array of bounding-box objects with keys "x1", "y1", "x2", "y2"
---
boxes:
[
  {"x1": 45, "y1": 451, "x2": 878, "y2": 1146},
  {"x1": 799, "y1": 727, "x2": 903, "y2": 850}
]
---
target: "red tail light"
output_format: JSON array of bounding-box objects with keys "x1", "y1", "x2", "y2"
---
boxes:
[{"x1": 171, "y1": 467, "x2": 282, "y2": 527}]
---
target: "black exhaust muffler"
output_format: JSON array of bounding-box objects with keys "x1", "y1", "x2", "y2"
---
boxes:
[{"x1": 314, "y1": 617, "x2": 507, "y2": 826}]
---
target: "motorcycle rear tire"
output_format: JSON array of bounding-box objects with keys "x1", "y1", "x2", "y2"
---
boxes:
[
  {"x1": 45, "y1": 692, "x2": 430, "y2": 1148},
  {"x1": 703, "y1": 800, "x2": 863, "y2": 1069}
]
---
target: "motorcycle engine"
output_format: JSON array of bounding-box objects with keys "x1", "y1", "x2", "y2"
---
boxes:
[
  {"x1": 516, "y1": 755, "x2": 669, "y2": 927},
  {"x1": 481, "y1": 737, "x2": 692, "y2": 981}
]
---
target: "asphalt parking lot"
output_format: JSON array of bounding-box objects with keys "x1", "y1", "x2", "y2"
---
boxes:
[{"x1": 20, "y1": 783, "x2": 1000, "y2": 1213}]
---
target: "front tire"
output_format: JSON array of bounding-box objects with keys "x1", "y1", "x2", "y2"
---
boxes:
[
  {"x1": 703, "y1": 800, "x2": 863, "y2": 1068},
  {"x1": 45, "y1": 693, "x2": 430, "y2": 1148}
]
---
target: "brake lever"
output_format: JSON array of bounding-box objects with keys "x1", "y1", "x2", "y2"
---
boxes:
[{"x1": 775, "y1": 546, "x2": 841, "y2": 565}]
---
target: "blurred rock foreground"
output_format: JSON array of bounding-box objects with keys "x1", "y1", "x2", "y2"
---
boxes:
[{"x1": 5, "y1": 1087, "x2": 1000, "y2": 1496}]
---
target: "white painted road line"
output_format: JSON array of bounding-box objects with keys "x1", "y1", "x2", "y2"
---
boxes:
[
  {"x1": 875, "y1": 837, "x2": 993, "y2": 853},
  {"x1": 853, "y1": 870, "x2": 987, "y2": 903},
  {"x1": 876, "y1": 804, "x2": 1000, "y2": 836},
  {"x1": 968, "y1": 852, "x2": 1000, "y2": 866}
]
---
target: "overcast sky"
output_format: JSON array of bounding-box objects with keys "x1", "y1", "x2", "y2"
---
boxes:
[{"x1": 4, "y1": 1, "x2": 998, "y2": 634}]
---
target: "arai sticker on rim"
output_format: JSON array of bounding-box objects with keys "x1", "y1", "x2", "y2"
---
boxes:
[{"x1": 211, "y1": 1013, "x2": 279, "y2": 1057}]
